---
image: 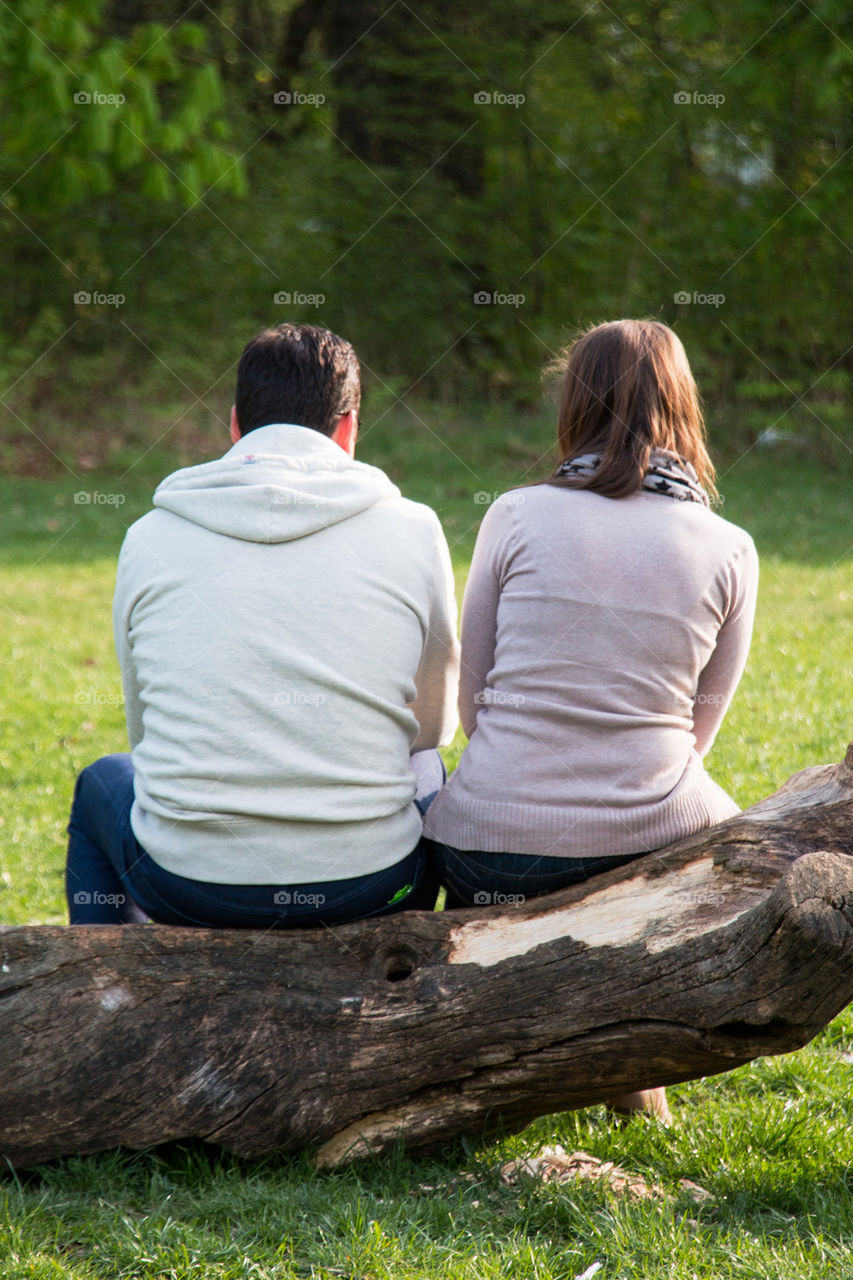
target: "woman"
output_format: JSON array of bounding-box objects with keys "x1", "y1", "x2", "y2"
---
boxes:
[{"x1": 424, "y1": 319, "x2": 759, "y2": 1122}]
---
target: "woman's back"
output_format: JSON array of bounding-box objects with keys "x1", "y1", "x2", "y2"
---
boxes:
[
  {"x1": 424, "y1": 481, "x2": 757, "y2": 858},
  {"x1": 426, "y1": 317, "x2": 759, "y2": 1125}
]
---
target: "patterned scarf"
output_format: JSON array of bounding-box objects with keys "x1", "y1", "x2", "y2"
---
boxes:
[{"x1": 557, "y1": 448, "x2": 709, "y2": 507}]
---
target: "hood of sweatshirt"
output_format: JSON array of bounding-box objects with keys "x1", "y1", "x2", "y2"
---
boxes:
[{"x1": 152, "y1": 423, "x2": 401, "y2": 543}]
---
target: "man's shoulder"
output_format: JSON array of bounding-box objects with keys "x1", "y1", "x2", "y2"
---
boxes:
[
  {"x1": 117, "y1": 507, "x2": 188, "y2": 568},
  {"x1": 384, "y1": 491, "x2": 442, "y2": 523},
  {"x1": 364, "y1": 492, "x2": 445, "y2": 538},
  {"x1": 121, "y1": 505, "x2": 179, "y2": 541}
]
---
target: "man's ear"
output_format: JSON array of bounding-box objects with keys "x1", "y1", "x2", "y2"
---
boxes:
[
  {"x1": 230, "y1": 405, "x2": 241, "y2": 444},
  {"x1": 331, "y1": 409, "x2": 358, "y2": 458}
]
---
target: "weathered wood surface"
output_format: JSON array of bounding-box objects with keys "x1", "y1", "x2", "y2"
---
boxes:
[{"x1": 1, "y1": 746, "x2": 852, "y2": 1169}]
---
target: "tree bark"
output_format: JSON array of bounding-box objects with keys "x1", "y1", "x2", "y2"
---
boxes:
[{"x1": 2, "y1": 746, "x2": 852, "y2": 1169}]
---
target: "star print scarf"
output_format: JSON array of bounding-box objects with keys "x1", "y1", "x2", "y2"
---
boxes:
[{"x1": 557, "y1": 448, "x2": 710, "y2": 507}]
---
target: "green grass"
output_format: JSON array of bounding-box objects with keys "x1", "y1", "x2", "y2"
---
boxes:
[{"x1": 1, "y1": 402, "x2": 851, "y2": 1277}]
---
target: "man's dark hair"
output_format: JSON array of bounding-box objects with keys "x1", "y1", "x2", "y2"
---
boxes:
[{"x1": 235, "y1": 323, "x2": 361, "y2": 437}]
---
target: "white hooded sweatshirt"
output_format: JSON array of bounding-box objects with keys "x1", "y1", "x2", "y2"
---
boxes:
[{"x1": 113, "y1": 423, "x2": 459, "y2": 885}]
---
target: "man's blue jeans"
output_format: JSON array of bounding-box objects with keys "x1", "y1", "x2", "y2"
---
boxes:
[{"x1": 66, "y1": 753, "x2": 443, "y2": 927}]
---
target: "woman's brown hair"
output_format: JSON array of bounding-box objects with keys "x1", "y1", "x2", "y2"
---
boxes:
[{"x1": 545, "y1": 319, "x2": 718, "y2": 501}]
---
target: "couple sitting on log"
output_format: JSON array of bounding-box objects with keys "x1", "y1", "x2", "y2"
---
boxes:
[{"x1": 66, "y1": 318, "x2": 758, "y2": 1121}]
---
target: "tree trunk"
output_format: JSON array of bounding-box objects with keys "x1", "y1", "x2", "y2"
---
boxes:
[{"x1": 2, "y1": 747, "x2": 852, "y2": 1169}]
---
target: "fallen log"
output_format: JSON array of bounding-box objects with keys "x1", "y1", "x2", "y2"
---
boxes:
[{"x1": 2, "y1": 746, "x2": 852, "y2": 1169}]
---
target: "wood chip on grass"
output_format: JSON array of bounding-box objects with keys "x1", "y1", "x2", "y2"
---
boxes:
[{"x1": 499, "y1": 1145, "x2": 713, "y2": 1205}]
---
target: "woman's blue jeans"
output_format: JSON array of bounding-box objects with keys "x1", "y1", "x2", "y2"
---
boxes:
[
  {"x1": 66, "y1": 753, "x2": 443, "y2": 927},
  {"x1": 428, "y1": 841, "x2": 648, "y2": 908}
]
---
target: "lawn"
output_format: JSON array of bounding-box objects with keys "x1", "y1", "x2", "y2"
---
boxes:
[{"x1": 0, "y1": 401, "x2": 851, "y2": 1278}]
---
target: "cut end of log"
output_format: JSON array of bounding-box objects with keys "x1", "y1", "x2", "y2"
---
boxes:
[{"x1": 770, "y1": 848, "x2": 853, "y2": 959}]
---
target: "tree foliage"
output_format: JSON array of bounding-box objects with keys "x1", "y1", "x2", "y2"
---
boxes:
[
  {"x1": 0, "y1": 1, "x2": 245, "y2": 210},
  {"x1": 2, "y1": 0, "x2": 851, "y2": 457}
]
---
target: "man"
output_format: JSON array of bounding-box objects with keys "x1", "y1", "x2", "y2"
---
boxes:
[{"x1": 66, "y1": 323, "x2": 459, "y2": 926}]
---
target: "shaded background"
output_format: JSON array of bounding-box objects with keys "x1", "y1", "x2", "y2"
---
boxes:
[{"x1": 1, "y1": 0, "x2": 852, "y2": 474}]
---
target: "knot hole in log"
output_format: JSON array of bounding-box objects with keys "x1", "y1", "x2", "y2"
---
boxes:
[{"x1": 381, "y1": 945, "x2": 420, "y2": 982}]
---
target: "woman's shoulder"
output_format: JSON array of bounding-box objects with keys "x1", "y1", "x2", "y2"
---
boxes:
[
  {"x1": 689, "y1": 499, "x2": 756, "y2": 555},
  {"x1": 486, "y1": 481, "x2": 601, "y2": 517},
  {"x1": 666, "y1": 500, "x2": 759, "y2": 595}
]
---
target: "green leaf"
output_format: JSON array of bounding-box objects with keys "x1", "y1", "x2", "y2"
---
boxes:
[{"x1": 140, "y1": 163, "x2": 173, "y2": 202}]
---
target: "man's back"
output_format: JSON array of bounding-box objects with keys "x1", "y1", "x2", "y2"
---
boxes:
[{"x1": 114, "y1": 424, "x2": 458, "y2": 885}]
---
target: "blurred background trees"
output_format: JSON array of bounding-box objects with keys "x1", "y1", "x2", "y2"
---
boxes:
[{"x1": 2, "y1": 0, "x2": 852, "y2": 465}]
